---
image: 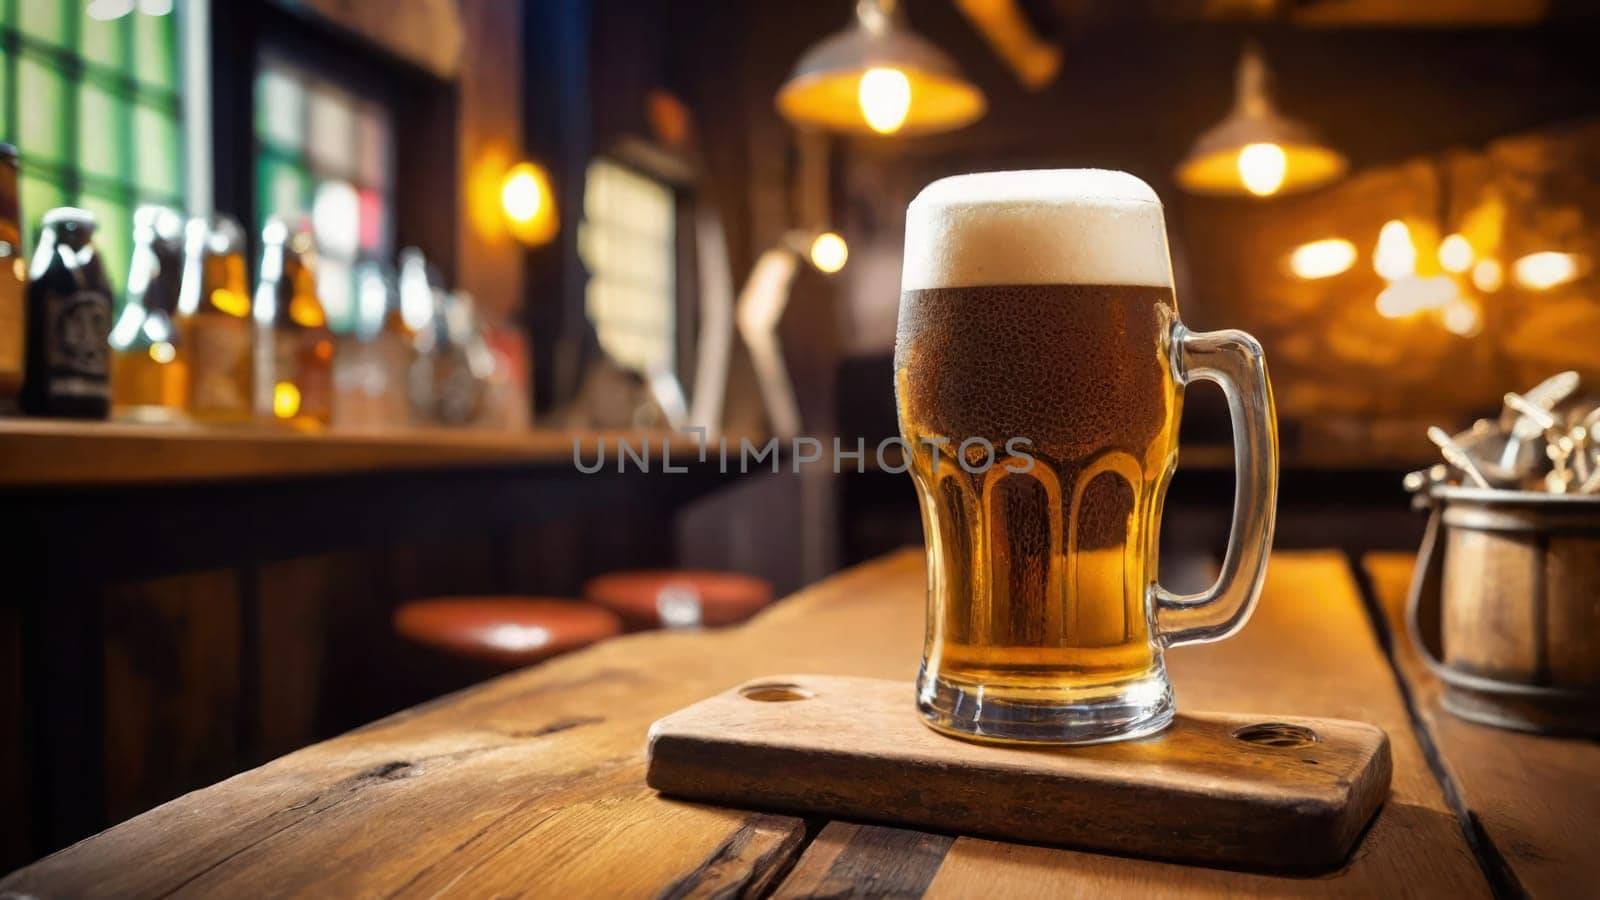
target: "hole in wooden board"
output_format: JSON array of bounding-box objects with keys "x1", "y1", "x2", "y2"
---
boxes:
[
  {"x1": 741, "y1": 683, "x2": 814, "y2": 702},
  {"x1": 1231, "y1": 722, "x2": 1320, "y2": 748}
]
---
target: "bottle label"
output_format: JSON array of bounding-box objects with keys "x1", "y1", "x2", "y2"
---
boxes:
[
  {"x1": 189, "y1": 314, "x2": 251, "y2": 412},
  {"x1": 46, "y1": 289, "x2": 111, "y2": 398},
  {"x1": 268, "y1": 330, "x2": 333, "y2": 423}
]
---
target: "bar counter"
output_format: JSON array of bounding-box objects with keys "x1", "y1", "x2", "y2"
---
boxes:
[
  {"x1": 6, "y1": 549, "x2": 1594, "y2": 896},
  {"x1": 0, "y1": 420, "x2": 716, "y2": 487}
]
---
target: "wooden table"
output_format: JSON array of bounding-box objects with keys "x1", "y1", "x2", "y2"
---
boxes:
[{"x1": 4, "y1": 550, "x2": 1591, "y2": 896}]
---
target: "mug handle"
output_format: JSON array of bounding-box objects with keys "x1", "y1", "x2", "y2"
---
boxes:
[{"x1": 1154, "y1": 324, "x2": 1279, "y2": 648}]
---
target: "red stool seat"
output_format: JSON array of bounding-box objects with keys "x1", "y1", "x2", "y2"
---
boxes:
[
  {"x1": 583, "y1": 571, "x2": 773, "y2": 630},
  {"x1": 394, "y1": 598, "x2": 622, "y2": 670}
]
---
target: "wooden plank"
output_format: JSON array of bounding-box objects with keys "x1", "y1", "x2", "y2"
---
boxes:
[
  {"x1": 1, "y1": 553, "x2": 1486, "y2": 896},
  {"x1": 772, "y1": 822, "x2": 953, "y2": 900},
  {"x1": 786, "y1": 553, "x2": 1489, "y2": 897},
  {"x1": 649, "y1": 675, "x2": 1391, "y2": 872},
  {"x1": 1364, "y1": 552, "x2": 1600, "y2": 899},
  {"x1": 0, "y1": 420, "x2": 729, "y2": 487},
  {"x1": 101, "y1": 571, "x2": 242, "y2": 824}
]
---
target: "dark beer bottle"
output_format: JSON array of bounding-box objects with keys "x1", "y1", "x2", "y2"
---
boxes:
[
  {"x1": 20, "y1": 208, "x2": 113, "y2": 418},
  {"x1": 0, "y1": 144, "x2": 24, "y2": 411}
]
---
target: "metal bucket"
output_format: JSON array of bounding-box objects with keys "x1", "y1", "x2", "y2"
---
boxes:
[{"x1": 1408, "y1": 486, "x2": 1600, "y2": 735}]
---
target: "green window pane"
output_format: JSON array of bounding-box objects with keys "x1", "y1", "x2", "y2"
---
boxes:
[
  {"x1": 80, "y1": 12, "x2": 129, "y2": 72},
  {"x1": 19, "y1": 174, "x2": 66, "y2": 255},
  {"x1": 133, "y1": 99, "x2": 180, "y2": 197},
  {"x1": 0, "y1": 55, "x2": 9, "y2": 144},
  {"x1": 18, "y1": 1, "x2": 70, "y2": 49},
  {"x1": 257, "y1": 153, "x2": 309, "y2": 227},
  {"x1": 79, "y1": 80, "x2": 128, "y2": 183},
  {"x1": 255, "y1": 65, "x2": 304, "y2": 150},
  {"x1": 18, "y1": 56, "x2": 69, "y2": 165},
  {"x1": 79, "y1": 192, "x2": 132, "y2": 299},
  {"x1": 132, "y1": 12, "x2": 177, "y2": 90}
]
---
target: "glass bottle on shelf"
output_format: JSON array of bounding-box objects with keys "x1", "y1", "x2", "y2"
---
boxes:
[
  {"x1": 411, "y1": 287, "x2": 494, "y2": 426},
  {"x1": 253, "y1": 217, "x2": 334, "y2": 429},
  {"x1": 0, "y1": 144, "x2": 26, "y2": 412},
  {"x1": 334, "y1": 259, "x2": 413, "y2": 430},
  {"x1": 175, "y1": 216, "x2": 254, "y2": 424},
  {"x1": 110, "y1": 205, "x2": 188, "y2": 421},
  {"x1": 20, "y1": 208, "x2": 112, "y2": 419}
]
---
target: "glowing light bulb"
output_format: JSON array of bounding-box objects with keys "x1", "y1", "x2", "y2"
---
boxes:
[
  {"x1": 1472, "y1": 258, "x2": 1504, "y2": 293},
  {"x1": 1237, "y1": 143, "x2": 1287, "y2": 197},
  {"x1": 273, "y1": 382, "x2": 302, "y2": 419},
  {"x1": 858, "y1": 68, "x2": 911, "y2": 135},
  {"x1": 1438, "y1": 234, "x2": 1474, "y2": 274},
  {"x1": 810, "y1": 232, "x2": 848, "y2": 273},
  {"x1": 1373, "y1": 220, "x2": 1416, "y2": 281},
  {"x1": 1287, "y1": 238, "x2": 1356, "y2": 280},
  {"x1": 1512, "y1": 251, "x2": 1583, "y2": 290}
]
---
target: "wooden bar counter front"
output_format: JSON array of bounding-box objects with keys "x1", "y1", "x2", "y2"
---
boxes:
[{"x1": 9, "y1": 550, "x2": 1594, "y2": 897}]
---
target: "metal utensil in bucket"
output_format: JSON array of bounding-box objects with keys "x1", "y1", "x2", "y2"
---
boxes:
[{"x1": 1408, "y1": 486, "x2": 1600, "y2": 735}]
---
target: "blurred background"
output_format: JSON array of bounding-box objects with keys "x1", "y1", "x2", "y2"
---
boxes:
[{"x1": 4, "y1": 0, "x2": 1600, "y2": 869}]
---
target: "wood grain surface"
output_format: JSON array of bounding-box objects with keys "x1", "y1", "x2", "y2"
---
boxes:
[
  {"x1": 0, "y1": 420, "x2": 721, "y2": 486},
  {"x1": 1364, "y1": 552, "x2": 1600, "y2": 900},
  {"x1": 649, "y1": 675, "x2": 1391, "y2": 872},
  {"x1": 1, "y1": 552, "x2": 1490, "y2": 897}
]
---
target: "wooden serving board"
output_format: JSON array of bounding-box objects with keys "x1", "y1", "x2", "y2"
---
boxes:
[{"x1": 646, "y1": 674, "x2": 1392, "y2": 873}]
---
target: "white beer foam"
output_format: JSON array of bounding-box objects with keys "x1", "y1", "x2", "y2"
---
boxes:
[{"x1": 902, "y1": 169, "x2": 1173, "y2": 290}]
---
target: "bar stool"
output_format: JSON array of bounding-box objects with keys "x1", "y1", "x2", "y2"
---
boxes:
[
  {"x1": 583, "y1": 571, "x2": 773, "y2": 631},
  {"x1": 394, "y1": 598, "x2": 622, "y2": 672}
]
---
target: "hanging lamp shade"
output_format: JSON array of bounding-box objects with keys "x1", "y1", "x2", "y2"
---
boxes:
[
  {"x1": 1176, "y1": 45, "x2": 1347, "y2": 198},
  {"x1": 776, "y1": 0, "x2": 985, "y2": 137}
]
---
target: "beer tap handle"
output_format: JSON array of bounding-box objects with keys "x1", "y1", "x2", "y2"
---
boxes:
[{"x1": 1154, "y1": 325, "x2": 1279, "y2": 649}]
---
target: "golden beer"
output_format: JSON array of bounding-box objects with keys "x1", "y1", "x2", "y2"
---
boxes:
[{"x1": 897, "y1": 170, "x2": 1277, "y2": 744}]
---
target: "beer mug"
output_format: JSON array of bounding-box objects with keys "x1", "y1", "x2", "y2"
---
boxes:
[{"x1": 896, "y1": 169, "x2": 1278, "y2": 744}]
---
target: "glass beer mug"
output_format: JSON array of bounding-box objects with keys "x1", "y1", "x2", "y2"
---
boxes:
[{"x1": 895, "y1": 169, "x2": 1278, "y2": 744}]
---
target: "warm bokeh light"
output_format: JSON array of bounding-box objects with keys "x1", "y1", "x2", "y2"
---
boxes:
[
  {"x1": 1438, "y1": 234, "x2": 1474, "y2": 274},
  {"x1": 312, "y1": 180, "x2": 359, "y2": 259},
  {"x1": 1512, "y1": 251, "x2": 1584, "y2": 290},
  {"x1": 1472, "y1": 258, "x2": 1504, "y2": 293},
  {"x1": 211, "y1": 288, "x2": 251, "y2": 318},
  {"x1": 273, "y1": 382, "x2": 302, "y2": 419},
  {"x1": 858, "y1": 67, "x2": 912, "y2": 135},
  {"x1": 289, "y1": 294, "x2": 327, "y2": 329},
  {"x1": 1442, "y1": 298, "x2": 1483, "y2": 337},
  {"x1": 148, "y1": 341, "x2": 176, "y2": 364},
  {"x1": 810, "y1": 232, "x2": 849, "y2": 273},
  {"x1": 1376, "y1": 275, "x2": 1457, "y2": 319},
  {"x1": 1237, "y1": 143, "x2": 1287, "y2": 197},
  {"x1": 1373, "y1": 220, "x2": 1417, "y2": 281},
  {"x1": 1287, "y1": 238, "x2": 1356, "y2": 280},
  {"x1": 501, "y1": 162, "x2": 559, "y2": 245}
]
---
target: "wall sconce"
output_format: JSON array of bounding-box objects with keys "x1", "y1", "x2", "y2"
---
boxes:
[
  {"x1": 1176, "y1": 44, "x2": 1346, "y2": 198},
  {"x1": 777, "y1": 0, "x2": 985, "y2": 137},
  {"x1": 501, "y1": 161, "x2": 558, "y2": 246}
]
